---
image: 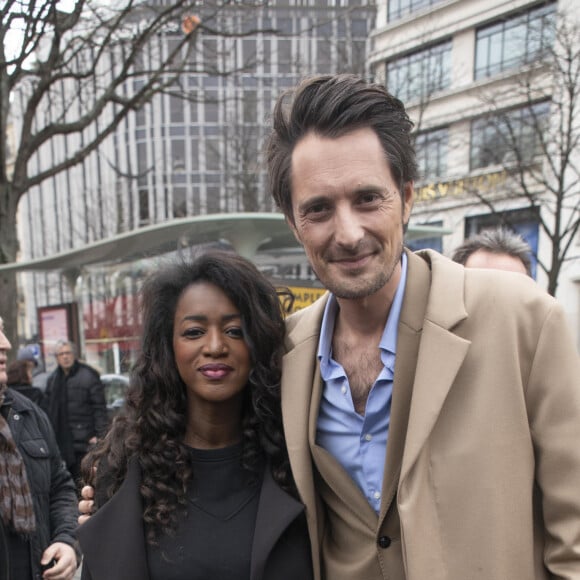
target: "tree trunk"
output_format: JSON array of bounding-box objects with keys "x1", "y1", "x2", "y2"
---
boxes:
[{"x1": 0, "y1": 182, "x2": 21, "y2": 349}]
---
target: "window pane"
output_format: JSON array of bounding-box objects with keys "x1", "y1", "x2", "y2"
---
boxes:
[
  {"x1": 470, "y1": 102, "x2": 549, "y2": 170},
  {"x1": 386, "y1": 40, "x2": 451, "y2": 102},
  {"x1": 415, "y1": 127, "x2": 449, "y2": 179},
  {"x1": 475, "y1": 3, "x2": 556, "y2": 79}
]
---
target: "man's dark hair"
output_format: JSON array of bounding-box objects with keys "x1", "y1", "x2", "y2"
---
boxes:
[
  {"x1": 451, "y1": 227, "x2": 533, "y2": 276},
  {"x1": 265, "y1": 74, "x2": 419, "y2": 224}
]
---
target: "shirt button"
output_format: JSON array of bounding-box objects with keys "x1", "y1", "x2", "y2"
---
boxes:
[
  {"x1": 378, "y1": 535, "x2": 391, "y2": 549},
  {"x1": 341, "y1": 385, "x2": 347, "y2": 395},
  {"x1": 373, "y1": 491, "x2": 381, "y2": 500},
  {"x1": 364, "y1": 433, "x2": 372, "y2": 442}
]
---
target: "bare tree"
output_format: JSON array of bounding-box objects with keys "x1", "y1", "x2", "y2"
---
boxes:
[
  {"x1": 0, "y1": 0, "x2": 270, "y2": 341},
  {"x1": 469, "y1": 18, "x2": 580, "y2": 296}
]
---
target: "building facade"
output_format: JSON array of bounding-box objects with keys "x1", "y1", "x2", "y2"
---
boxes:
[
  {"x1": 12, "y1": 0, "x2": 375, "y2": 371},
  {"x1": 369, "y1": 0, "x2": 580, "y2": 347}
]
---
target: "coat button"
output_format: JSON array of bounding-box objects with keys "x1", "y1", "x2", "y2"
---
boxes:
[{"x1": 378, "y1": 536, "x2": 391, "y2": 549}]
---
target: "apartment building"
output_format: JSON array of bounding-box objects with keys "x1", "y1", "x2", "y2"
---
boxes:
[{"x1": 369, "y1": 0, "x2": 580, "y2": 346}]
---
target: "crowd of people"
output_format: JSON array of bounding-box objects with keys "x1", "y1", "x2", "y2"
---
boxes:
[{"x1": 1, "y1": 73, "x2": 578, "y2": 580}]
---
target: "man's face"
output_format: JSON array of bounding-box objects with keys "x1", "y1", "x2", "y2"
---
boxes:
[
  {"x1": 288, "y1": 128, "x2": 413, "y2": 300},
  {"x1": 0, "y1": 318, "x2": 11, "y2": 385},
  {"x1": 56, "y1": 344, "x2": 75, "y2": 372}
]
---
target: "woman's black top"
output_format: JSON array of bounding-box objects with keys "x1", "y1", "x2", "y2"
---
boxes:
[{"x1": 147, "y1": 442, "x2": 262, "y2": 580}]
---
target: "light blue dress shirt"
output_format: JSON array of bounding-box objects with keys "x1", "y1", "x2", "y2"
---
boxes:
[{"x1": 316, "y1": 253, "x2": 408, "y2": 513}]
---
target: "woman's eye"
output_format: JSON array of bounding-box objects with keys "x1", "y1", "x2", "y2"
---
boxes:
[
  {"x1": 226, "y1": 327, "x2": 244, "y2": 339},
  {"x1": 182, "y1": 328, "x2": 203, "y2": 338}
]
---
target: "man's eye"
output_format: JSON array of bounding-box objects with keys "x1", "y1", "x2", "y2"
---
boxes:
[
  {"x1": 359, "y1": 192, "x2": 381, "y2": 204},
  {"x1": 304, "y1": 203, "x2": 330, "y2": 218}
]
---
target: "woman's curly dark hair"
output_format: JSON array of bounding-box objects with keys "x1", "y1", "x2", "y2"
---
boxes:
[{"x1": 82, "y1": 250, "x2": 295, "y2": 544}]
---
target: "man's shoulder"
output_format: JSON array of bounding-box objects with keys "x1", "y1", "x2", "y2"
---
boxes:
[
  {"x1": 285, "y1": 292, "x2": 329, "y2": 337},
  {"x1": 6, "y1": 388, "x2": 49, "y2": 423},
  {"x1": 410, "y1": 248, "x2": 557, "y2": 326},
  {"x1": 76, "y1": 361, "x2": 102, "y2": 380}
]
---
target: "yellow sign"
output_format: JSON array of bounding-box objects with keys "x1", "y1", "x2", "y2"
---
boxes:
[
  {"x1": 416, "y1": 170, "x2": 507, "y2": 202},
  {"x1": 286, "y1": 286, "x2": 326, "y2": 313}
]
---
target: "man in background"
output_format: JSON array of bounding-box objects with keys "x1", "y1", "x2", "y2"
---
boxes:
[
  {"x1": 451, "y1": 227, "x2": 533, "y2": 276},
  {"x1": 0, "y1": 318, "x2": 78, "y2": 580},
  {"x1": 45, "y1": 340, "x2": 107, "y2": 485}
]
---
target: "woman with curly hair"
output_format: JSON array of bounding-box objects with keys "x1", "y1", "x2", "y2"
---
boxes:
[{"x1": 76, "y1": 250, "x2": 313, "y2": 580}]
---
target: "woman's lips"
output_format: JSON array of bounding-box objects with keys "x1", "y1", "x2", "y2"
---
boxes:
[{"x1": 198, "y1": 364, "x2": 233, "y2": 379}]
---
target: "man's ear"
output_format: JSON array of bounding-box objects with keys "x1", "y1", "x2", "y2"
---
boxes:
[{"x1": 402, "y1": 181, "x2": 414, "y2": 225}]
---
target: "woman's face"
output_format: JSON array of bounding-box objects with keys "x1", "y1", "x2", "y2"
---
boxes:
[{"x1": 173, "y1": 282, "x2": 251, "y2": 407}]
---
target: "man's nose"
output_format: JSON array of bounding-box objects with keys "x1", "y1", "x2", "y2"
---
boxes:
[{"x1": 333, "y1": 207, "x2": 364, "y2": 248}]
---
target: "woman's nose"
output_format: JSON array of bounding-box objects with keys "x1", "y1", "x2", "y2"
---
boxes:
[{"x1": 203, "y1": 330, "x2": 227, "y2": 356}]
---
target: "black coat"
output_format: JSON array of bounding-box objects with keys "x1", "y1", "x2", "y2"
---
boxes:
[
  {"x1": 77, "y1": 460, "x2": 313, "y2": 580},
  {"x1": 0, "y1": 389, "x2": 79, "y2": 580},
  {"x1": 46, "y1": 361, "x2": 108, "y2": 455}
]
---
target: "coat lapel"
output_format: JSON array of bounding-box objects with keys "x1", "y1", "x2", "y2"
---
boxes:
[
  {"x1": 310, "y1": 364, "x2": 378, "y2": 529},
  {"x1": 77, "y1": 460, "x2": 150, "y2": 580},
  {"x1": 250, "y1": 466, "x2": 306, "y2": 580},
  {"x1": 400, "y1": 251, "x2": 471, "y2": 485},
  {"x1": 282, "y1": 296, "x2": 328, "y2": 578},
  {"x1": 379, "y1": 250, "x2": 431, "y2": 522}
]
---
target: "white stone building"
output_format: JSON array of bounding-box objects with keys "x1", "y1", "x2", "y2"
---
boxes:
[{"x1": 369, "y1": 0, "x2": 580, "y2": 347}]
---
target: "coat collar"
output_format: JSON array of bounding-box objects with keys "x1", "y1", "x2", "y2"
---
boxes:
[
  {"x1": 76, "y1": 459, "x2": 150, "y2": 580},
  {"x1": 399, "y1": 250, "x2": 471, "y2": 484},
  {"x1": 250, "y1": 467, "x2": 306, "y2": 580}
]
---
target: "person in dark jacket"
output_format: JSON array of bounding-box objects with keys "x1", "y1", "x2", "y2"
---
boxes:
[
  {"x1": 77, "y1": 251, "x2": 313, "y2": 580},
  {"x1": 45, "y1": 342, "x2": 107, "y2": 485},
  {"x1": 0, "y1": 317, "x2": 78, "y2": 580},
  {"x1": 6, "y1": 360, "x2": 47, "y2": 410}
]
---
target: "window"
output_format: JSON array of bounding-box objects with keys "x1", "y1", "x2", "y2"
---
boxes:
[
  {"x1": 171, "y1": 140, "x2": 185, "y2": 172},
  {"x1": 388, "y1": 0, "x2": 445, "y2": 23},
  {"x1": 415, "y1": 127, "x2": 449, "y2": 180},
  {"x1": 386, "y1": 41, "x2": 451, "y2": 102},
  {"x1": 470, "y1": 101, "x2": 550, "y2": 170},
  {"x1": 475, "y1": 3, "x2": 556, "y2": 79},
  {"x1": 169, "y1": 94, "x2": 184, "y2": 124},
  {"x1": 204, "y1": 91, "x2": 219, "y2": 123},
  {"x1": 173, "y1": 187, "x2": 187, "y2": 218}
]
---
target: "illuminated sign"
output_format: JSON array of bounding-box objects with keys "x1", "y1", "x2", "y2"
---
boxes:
[{"x1": 416, "y1": 170, "x2": 507, "y2": 202}]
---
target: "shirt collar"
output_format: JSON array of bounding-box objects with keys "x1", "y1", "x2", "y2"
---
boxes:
[{"x1": 317, "y1": 252, "x2": 408, "y2": 374}]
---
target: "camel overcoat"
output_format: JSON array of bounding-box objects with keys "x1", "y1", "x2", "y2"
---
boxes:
[{"x1": 281, "y1": 249, "x2": 580, "y2": 580}]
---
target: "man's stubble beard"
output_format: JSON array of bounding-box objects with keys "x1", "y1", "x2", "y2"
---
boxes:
[{"x1": 317, "y1": 240, "x2": 404, "y2": 300}]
